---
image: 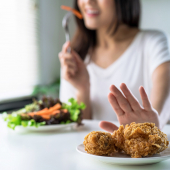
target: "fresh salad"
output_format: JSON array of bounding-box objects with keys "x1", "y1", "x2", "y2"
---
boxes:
[{"x1": 2, "y1": 97, "x2": 86, "y2": 130}]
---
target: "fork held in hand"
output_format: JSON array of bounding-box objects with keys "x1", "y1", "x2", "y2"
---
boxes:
[{"x1": 62, "y1": 11, "x2": 72, "y2": 53}]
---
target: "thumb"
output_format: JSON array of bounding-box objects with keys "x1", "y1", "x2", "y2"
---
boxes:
[
  {"x1": 62, "y1": 41, "x2": 71, "y2": 53},
  {"x1": 71, "y1": 50, "x2": 83, "y2": 64},
  {"x1": 99, "y1": 121, "x2": 118, "y2": 133}
]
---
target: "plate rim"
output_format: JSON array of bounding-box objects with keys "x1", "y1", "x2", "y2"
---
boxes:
[
  {"x1": 23, "y1": 122, "x2": 77, "y2": 128},
  {"x1": 14, "y1": 122, "x2": 77, "y2": 131},
  {"x1": 76, "y1": 144, "x2": 170, "y2": 160}
]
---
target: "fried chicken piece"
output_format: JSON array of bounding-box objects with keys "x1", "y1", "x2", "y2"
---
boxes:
[
  {"x1": 112, "y1": 125, "x2": 125, "y2": 151},
  {"x1": 83, "y1": 131, "x2": 115, "y2": 156},
  {"x1": 112, "y1": 122, "x2": 169, "y2": 158}
]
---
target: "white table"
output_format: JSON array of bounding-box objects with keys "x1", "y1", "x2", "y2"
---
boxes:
[{"x1": 0, "y1": 116, "x2": 170, "y2": 170}]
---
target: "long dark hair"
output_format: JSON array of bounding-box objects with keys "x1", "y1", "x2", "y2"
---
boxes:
[{"x1": 71, "y1": 0, "x2": 141, "y2": 60}]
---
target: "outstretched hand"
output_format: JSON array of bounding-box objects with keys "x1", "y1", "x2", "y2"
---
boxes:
[{"x1": 99, "y1": 83, "x2": 159, "y2": 132}]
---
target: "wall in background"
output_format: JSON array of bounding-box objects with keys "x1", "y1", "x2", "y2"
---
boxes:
[
  {"x1": 141, "y1": 0, "x2": 170, "y2": 36},
  {"x1": 38, "y1": 0, "x2": 74, "y2": 85},
  {"x1": 39, "y1": 0, "x2": 170, "y2": 84}
]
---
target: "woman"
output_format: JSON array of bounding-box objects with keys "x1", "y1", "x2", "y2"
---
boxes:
[{"x1": 59, "y1": 0, "x2": 170, "y2": 130}]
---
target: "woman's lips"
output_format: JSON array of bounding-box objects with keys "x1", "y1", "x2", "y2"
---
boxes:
[{"x1": 85, "y1": 9, "x2": 100, "y2": 17}]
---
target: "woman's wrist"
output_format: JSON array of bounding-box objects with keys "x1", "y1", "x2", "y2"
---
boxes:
[
  {"x1": 76, "y1": 86, "x2": 90, "y2": 100},
  {"x1": 77, "y1": 82, "x2": 90, "y2": 96},
  {"x1": 76, "y1": 86, "x2": 91, "y2": 119}
]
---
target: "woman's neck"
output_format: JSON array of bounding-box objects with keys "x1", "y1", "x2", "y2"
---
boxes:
[{"x1": 96, "y1": 25, "x2": 139, "y2": 49}]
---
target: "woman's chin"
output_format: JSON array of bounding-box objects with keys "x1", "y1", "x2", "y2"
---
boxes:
[{"x1": 84, "y1": 23, "x2": 99, "y2": 30}]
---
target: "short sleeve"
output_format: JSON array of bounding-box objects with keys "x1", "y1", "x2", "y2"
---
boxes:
[
  {"x1": 147, "y1": 31, "x2": 170, "y2": 76},
  {"x1": 59, "y1": 69, "x2": 76, "y2": 103}
]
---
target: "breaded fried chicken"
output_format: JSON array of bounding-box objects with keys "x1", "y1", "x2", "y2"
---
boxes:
[
  {"x1": 112, "y1": 125, "x2": 125, "y2": 151},
  {"x1": 112, "y1": 122, "x2": 169, "y2": 158},
  {"x1": 83, "y1": 131, "x2": 115, "y2": 156}
]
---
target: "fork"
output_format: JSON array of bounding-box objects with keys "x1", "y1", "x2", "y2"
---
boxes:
[{"x1": 62, "y1": 11, "x2": 72, "y2": 53}]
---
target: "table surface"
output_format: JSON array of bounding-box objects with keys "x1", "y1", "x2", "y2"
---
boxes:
[{"x1": 0, "y1": 116, "x2": 170, "y2": 170}]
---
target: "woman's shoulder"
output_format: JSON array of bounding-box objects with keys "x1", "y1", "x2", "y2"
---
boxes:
[
  {"x1": 140, "y1": 29, "x2": 168, "y2": 42},
  {"x1": 138, "y1": 29, "x2": 169, "y2": 51}
]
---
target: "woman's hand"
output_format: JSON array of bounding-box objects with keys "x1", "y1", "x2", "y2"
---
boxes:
[
  {"x1": 99, "y1": 83, "x2": 159, "y2": 132},
  {"x1": 58, "y1": 41, "x2": 90, "y2": 93}
]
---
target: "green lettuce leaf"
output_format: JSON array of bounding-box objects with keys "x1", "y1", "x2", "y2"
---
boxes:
[
  {"x1": 21, "y1": 120, "x2": 46, "y2": 128},
  {"x1": 2, "y1": 112, "x2": 45, "y2": 130},
  {"x1": 62, "y1": 98, "x2": 86, "y2": 122}
]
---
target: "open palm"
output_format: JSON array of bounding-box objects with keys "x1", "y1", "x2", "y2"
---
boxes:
[{"x1": 99, "y1": 83, "x2": 159, "y2": 132}]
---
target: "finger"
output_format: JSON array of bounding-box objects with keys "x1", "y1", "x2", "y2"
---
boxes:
[
  {"x1": 110, "y1": 85, "x2": 132, "y2": 113},
  {"x1": 108, "y1": 93, "x2": 124, "y2": 116},
  {"x1": 62, "y1": 41, "x2": 70, "y2": 53},
  {"x1": 72, "y1": 50, "x2": 83, "y2": 64},
  {"x1": 63, "y1": 53, "x2": 75, "y2": 60},
  {"x1": 139, "y1": 86, "x2": 151, "y2": 110},
  {"x1": 58, "y1": 52, "x2": 63, "y2": 60},
  {"x1": 99, "y1": 121, "x2": 118, "y2": 133},
  {"x1": 63, "y1": 59, "x2": 77, "y2": 69},
  {"x1": 59, "y1": 53, "x2": 77, "y2": 68},
  {"x1": 120, "y1": 83, "x2": 142, "y2": 111},
  {"x1": 63, "y1": 65, "x2": 76, "y2": 77},
  {"x1": 64, "y1": 54, "x2": 77, "y2": 64},
  {"x1": 59, "y1": 52, "x2": 74, "y2": 60}
]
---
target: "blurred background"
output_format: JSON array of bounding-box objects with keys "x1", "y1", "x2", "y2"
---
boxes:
[{"x1": 0, "y1": 0, "x2": 170, "y2": 112}]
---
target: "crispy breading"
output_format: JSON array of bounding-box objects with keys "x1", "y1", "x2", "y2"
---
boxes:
[
  {"x1": 112, "y1": 125, "x2": 125, "y2": 151},
  {"x1": 112, "y1": 122, "x2": 169, "y2": 158},
  {"x1": 83, "y1": 123, "x2": 169, "y2": 158},
  {"x1": 83, "y1": 131, "x2": 115, "y2": 156}
]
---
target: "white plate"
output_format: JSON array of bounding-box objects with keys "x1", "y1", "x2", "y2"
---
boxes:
[
  {"x1": 15, "y1": 123, "x2": 77, "y2": 132},
  {"x1": 76, "y1": 144, "x2": 170, "y2": 165}
]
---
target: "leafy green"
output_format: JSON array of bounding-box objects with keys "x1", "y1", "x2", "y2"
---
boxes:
[
  {"x1": 62, "y1": 98, "x2": 86, "y2": 122},
  {"x1": 12, "y1": 102, "x2": 40, "y2": 115},
  {"x1": 21, "y1": 120, "x2": 46, "y2": 128},
  {"x1": 24, "y1": 102, "x2": 40, "y2": 113},
  {"x1": 32, "y1": 78, "x2": 60, "y2": 97},
  {"x1": 60, "y1": 120, "x2": 71, "y2": 125},
  {"x1": 2, "y1": 97, "x2": 85, "y2": 129},
  {"x1": 3, "y1": 112, "x2": 21, "y2": 130},
  {"x1": 2, "y1": 112, "x2": 45, "y2": 130},
  {"x1": 66, "y1": 120, "x2": 71, "y2": 124}
]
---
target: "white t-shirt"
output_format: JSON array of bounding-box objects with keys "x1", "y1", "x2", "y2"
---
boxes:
[{"x1": 59, "y1": 30, "x2": 170, "y2": 127}]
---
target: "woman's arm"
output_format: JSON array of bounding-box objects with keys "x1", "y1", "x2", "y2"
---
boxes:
[
  {"x1": 76, "y1": 88, "x2": 92, "y2": 119},
  {"x1": 99, "y1": 63, "x2": 170, "y2": 132},
  {"x1": 59, "y1": 41, "x2": 92, "y2": 119},
  {"x1": 150, "y1": 62, "x2": 170, "y2": 115},
  {"x1": 99, "y1": 62, "x2": 170, "y2": 132}
]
